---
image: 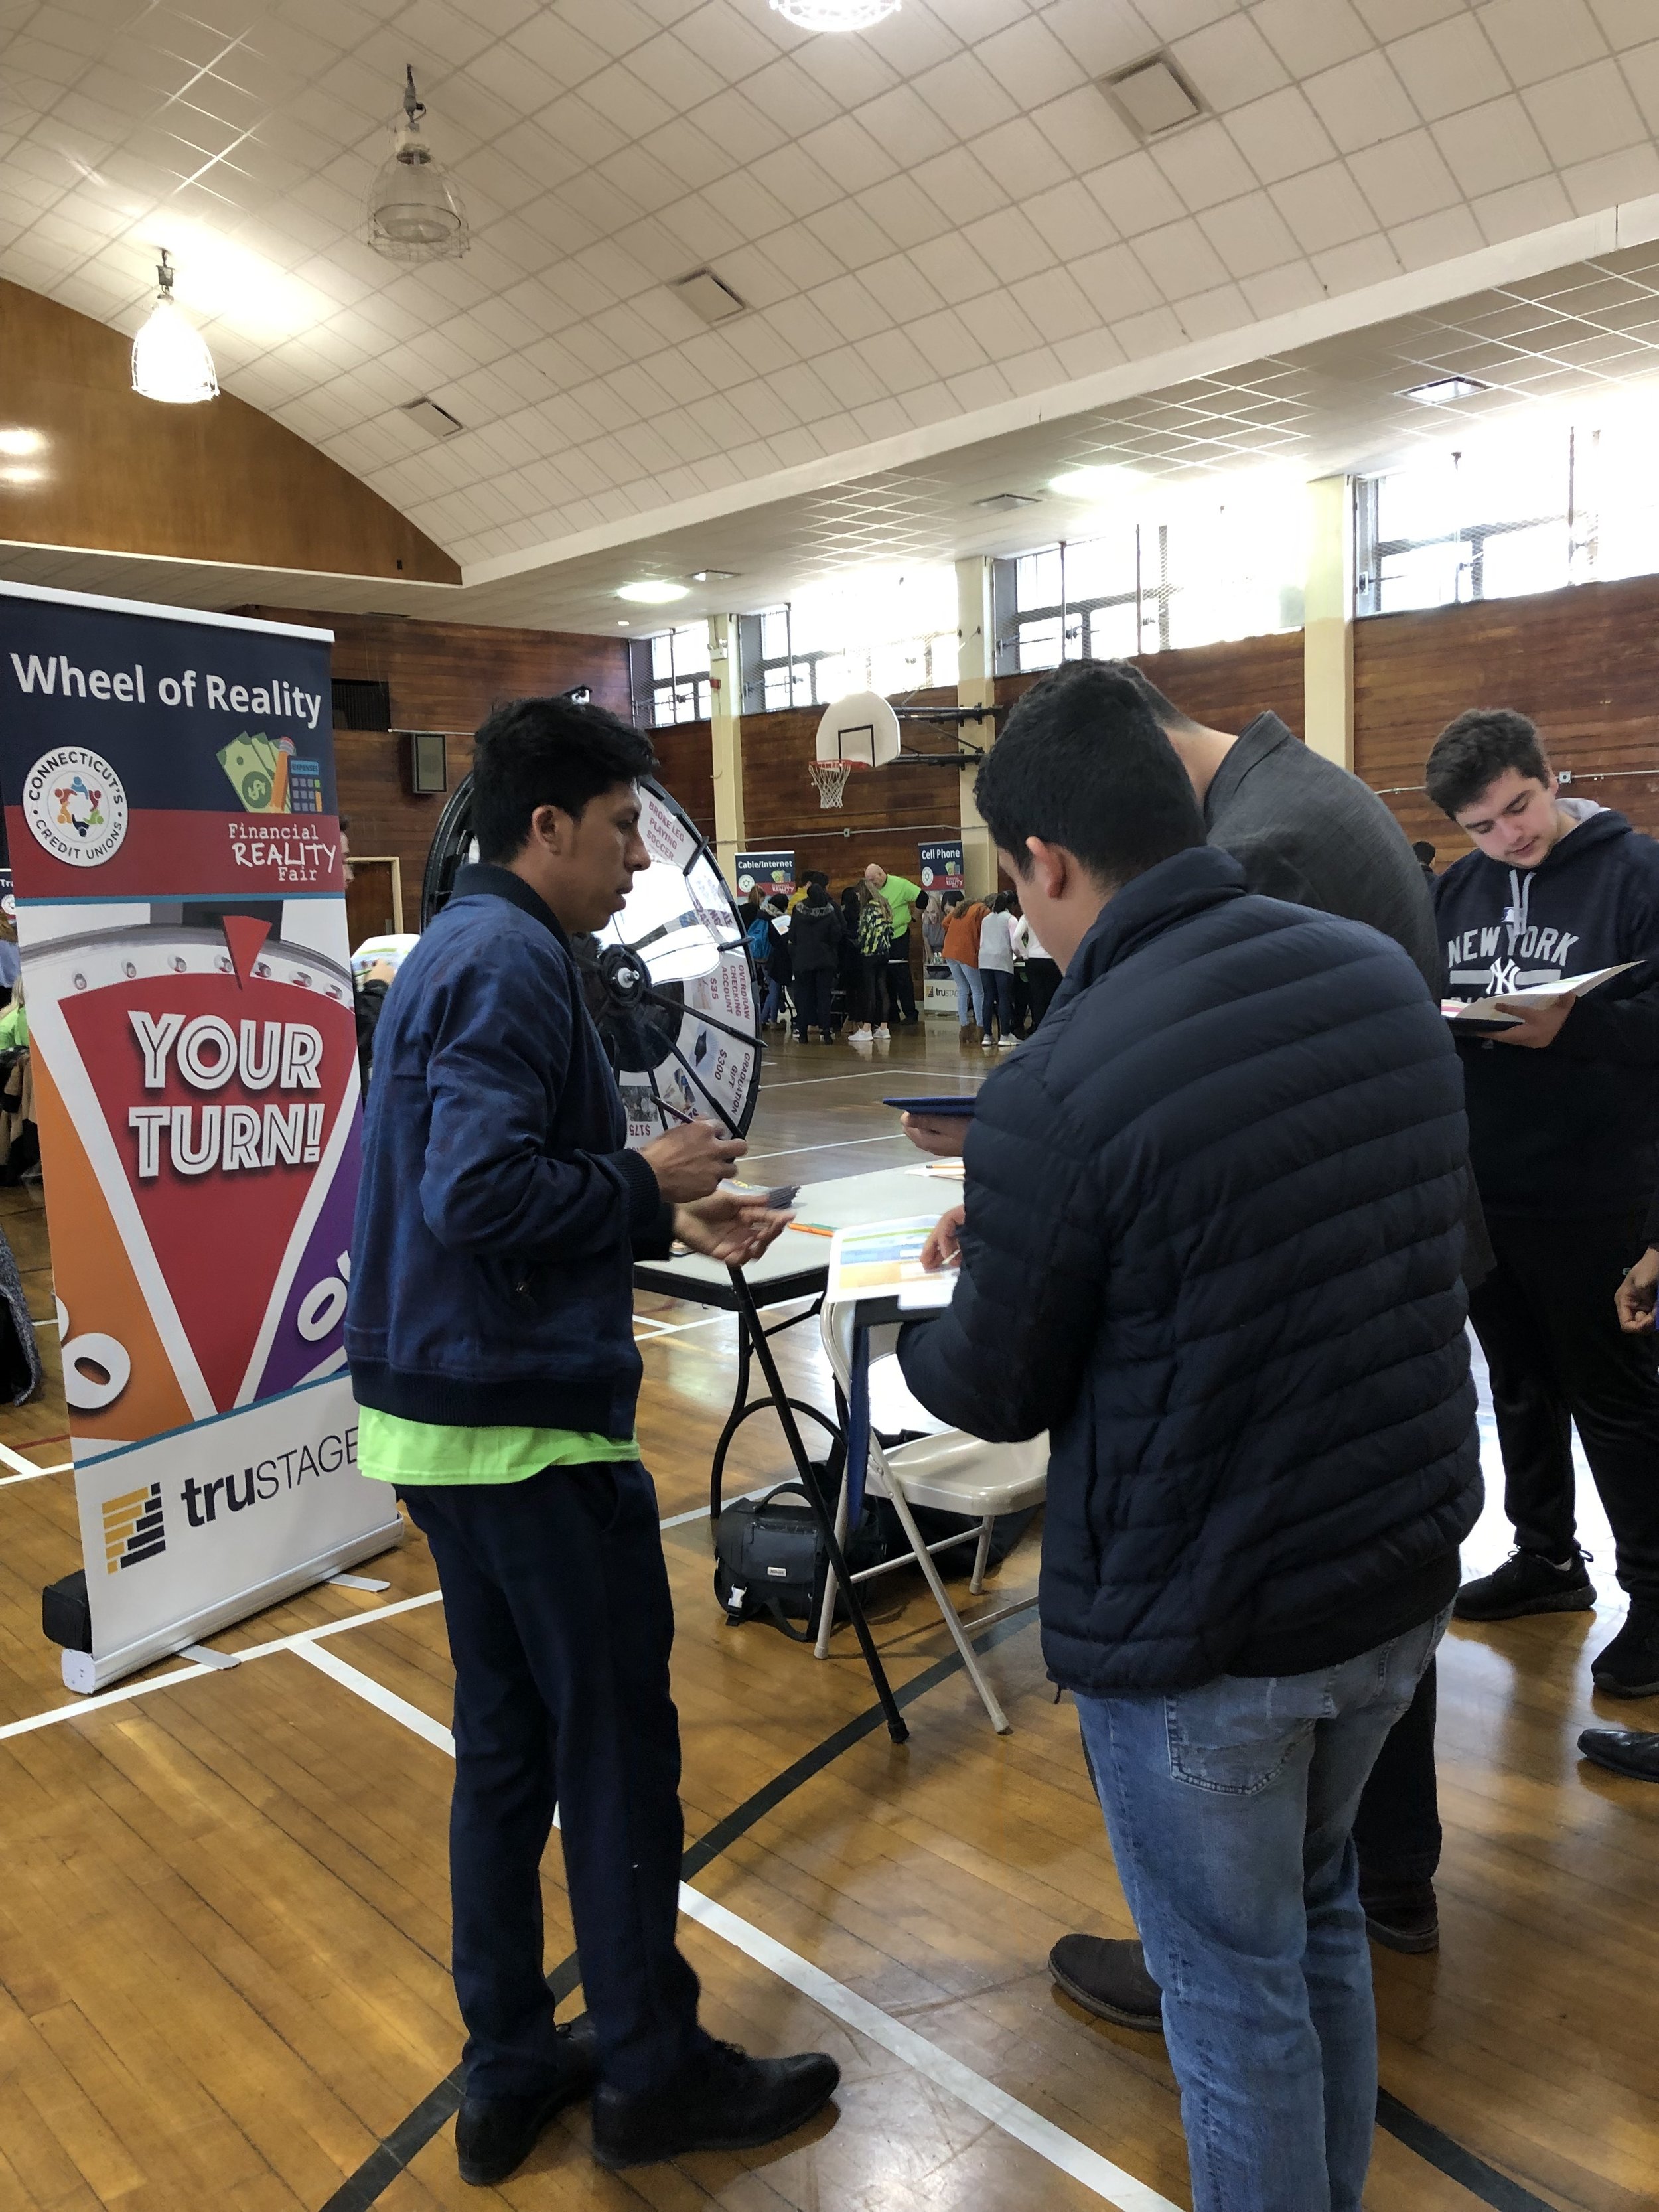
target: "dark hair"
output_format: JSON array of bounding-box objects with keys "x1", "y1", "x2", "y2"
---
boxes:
[
  {"x1": 1093, "y1": 660, "x2": 1200, "y2": 733},
  {"x1": 800, "y1": 876, "x2": 832, "y2": 907},
  {"x1": 941, "y1": 889, "x2": 962, "y2": 910},
  {"x1": 806, "y1": 869, "x2": 829, "y2": 889},
  {"x1": 1412, "y1": 840, "x2": 1436, "y2": 865},
  {"x1": 1424, "y1": 709, "x2": 1550, "y2": 820},
  {"x1": 470, "y1": 696, "x2": 656, "y2": 863},
  {"x1": 765, "y1": 891, "x2": 788, "y2": 911},
  {"x1": 976, "y1": 662, "x2": 1204, "y2": 889},
  {"x1": 993, "y1": 889, "x2": 1015, "y2": 912}
]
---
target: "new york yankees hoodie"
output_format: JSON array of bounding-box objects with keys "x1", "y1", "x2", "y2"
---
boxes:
[{"x1": 1433, "y1": 803, "x2": 1659, "y2": 1215}]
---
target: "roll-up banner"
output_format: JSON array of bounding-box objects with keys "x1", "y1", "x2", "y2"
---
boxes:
[
  {"x1": 733, "y1": 850, "x2": 796, "y2": 899},
  {"x1": 0, "y1": 583, "x2": 401, "y2": 1692}
]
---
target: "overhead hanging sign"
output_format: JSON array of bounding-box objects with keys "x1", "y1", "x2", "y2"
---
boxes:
[
  {"x1": 733, "y1": 849, "x2": 796, "y2": 900},
  {"x1": 919, "y1": 841, "x2": 964, "y2": 896},
  {"x1": 0, "y1": 583, "x2": 401, "y2": 1691}
]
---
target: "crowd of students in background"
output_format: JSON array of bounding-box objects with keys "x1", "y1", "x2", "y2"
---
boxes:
[{"x1": 741, "y1": 865, "x2": 1066, "y2": 1049}]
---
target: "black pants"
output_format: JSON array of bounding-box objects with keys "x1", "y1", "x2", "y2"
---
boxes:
[
  {"x1": 403, "y1": 1463, "x2": 707, "y2": 2099},
  {"x1": 1026, "y1": 958, "x2": 1061, "y2": 1027},
  {"x1": 887, "y1": 951, "x2": 917, "y2": 1022},
  {"x1": 983, "y1": 969, "x2": 1013, "y2": 1037},
  {"x1": 1351, "y1": 1660, "x2": 1440, "y2": 1887},
  {"x1": 793, "y1": 968, "x2": 833, "y2": 1037},
  {"x1": 1468, "y1": 1205, "x2": 1659, "y2": 1601},
  {"x1": 859, "y1": 953, "x2": 890, "y2": 1025}
]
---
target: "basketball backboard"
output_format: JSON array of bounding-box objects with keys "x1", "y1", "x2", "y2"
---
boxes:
[{"x1": 814, "y1": 690, "x2": 901, "y2": 767}]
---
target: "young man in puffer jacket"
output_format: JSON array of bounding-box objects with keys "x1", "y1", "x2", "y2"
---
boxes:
[{"x1": 899, "y1": 666, "x2": 1480, "y2": 2212}]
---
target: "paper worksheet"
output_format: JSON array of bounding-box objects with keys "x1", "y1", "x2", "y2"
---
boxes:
[{"x1": 1441, "y1": 961, "x2": 1640, "y2": 1027}]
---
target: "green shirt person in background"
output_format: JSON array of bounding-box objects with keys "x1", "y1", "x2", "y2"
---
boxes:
[{"x1": 863, "y1": 863, "x2": 922, "y2": 1027}]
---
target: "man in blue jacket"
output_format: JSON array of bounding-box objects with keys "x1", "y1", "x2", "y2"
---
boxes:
[
  {"x1": 1427, "y1": 707, "x2": 1659, "y2": 1696},
  {"x1": 898, "y1": 666, "x2": 1480, "y2": 2212},
  {"x1": 347, "y1": 696, "x2": 837, "y2": 2186}
]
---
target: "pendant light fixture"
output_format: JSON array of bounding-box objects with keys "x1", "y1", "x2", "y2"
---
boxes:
[
  {"x1": 368, "y1": 66, "x2": 469, "y2": 263},
  {"x1": 130, "y1": 250, "x2": 218, "y2": 405},
  {"x1": 770, "y1": 0, "x2": 899, "y2": 27}
]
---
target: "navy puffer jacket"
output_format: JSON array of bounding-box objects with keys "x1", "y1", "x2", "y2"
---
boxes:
[{"x1": 899, "y1": 846, "x2": 1480, "y2": 1696}]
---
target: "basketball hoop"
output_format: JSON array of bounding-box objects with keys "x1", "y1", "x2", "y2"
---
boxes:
[{"x1": 810, "y1": 759, "x2": 854, "y2": 810}]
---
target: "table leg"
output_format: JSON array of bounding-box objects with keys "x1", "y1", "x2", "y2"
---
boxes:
[{"x1": 727, "y1": 1266, "x2": 908, "y2": 1744}]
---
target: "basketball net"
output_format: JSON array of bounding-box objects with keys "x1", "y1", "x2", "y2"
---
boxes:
[{"x1": 809, "y1": 759, "x2": 853, "y2": 810}]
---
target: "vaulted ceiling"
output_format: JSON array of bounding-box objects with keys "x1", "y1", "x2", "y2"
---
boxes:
[{"x1": 5, "y1": 0, "x2": 1659, "y2": 627}]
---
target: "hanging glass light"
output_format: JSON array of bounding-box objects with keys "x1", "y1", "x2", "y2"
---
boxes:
[
  {"x1": 130, "y1": 251, "x2": 218, "y2": 405},
  {"x1": 770, "y1": 0, "x2": 899, "y2": 26},
  {"x1": 368, "y1": 66, "x2": 469, "y2": 263}
]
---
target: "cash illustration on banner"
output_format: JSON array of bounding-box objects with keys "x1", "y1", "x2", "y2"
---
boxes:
[{"x1": 0, "y1": 583, "x2": 401, "y2": 1690}]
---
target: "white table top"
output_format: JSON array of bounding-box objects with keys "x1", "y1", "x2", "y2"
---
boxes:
[{"x1": 634, "y1": 1162, "x2": 959, "y2": 1300}]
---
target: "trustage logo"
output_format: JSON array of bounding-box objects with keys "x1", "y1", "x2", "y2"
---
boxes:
[
  {"x1": 103, "y1": 1480, "x2": 166, "y2": 1574},
  {"x1": 180, "y1": 1428, "x2": 358, "y2": 1528}
]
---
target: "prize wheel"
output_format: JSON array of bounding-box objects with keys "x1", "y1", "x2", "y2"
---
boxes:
[{"x1": 422, "y1": 774, "x2": 762, "y2": 1144}]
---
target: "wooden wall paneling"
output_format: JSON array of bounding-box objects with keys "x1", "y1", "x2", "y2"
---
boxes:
[
  {"x1": 1355, "y1": 576, "x2": 1659, "y2": 861},
  {"x1": 648, "y1": 719, "x2": 715, "y2": 837},
  {"x1": 0, "y1": 280, "x2": 458, "y2": 583},
  {"x1": 994, "y1": 630, "x2": 1307, "y2": 740}
]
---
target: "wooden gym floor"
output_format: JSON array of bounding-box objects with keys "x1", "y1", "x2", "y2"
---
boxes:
[{"x1": 1, "y1": 1023, "x2": 1656, "y2": 2212}]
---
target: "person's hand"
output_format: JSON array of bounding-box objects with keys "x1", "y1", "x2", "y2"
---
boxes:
[
  {"x1": 1616, "y1": 1247, "x2": 1659, "y2": 1332},
  {"x1": 642, "y1": 1118, "x2": 745, "y2": 1200},
  {"x1": 920, "y1": 1203, "x2": 965, "y2": 1271},
  {"x1": 901, "y1": 1112, "x2": 965, "y2": 1159},
  {"x1": 1490, "y1": 994, "x2": 1576, "y2": 1048},
  {"x1": 674, "y1": 1191, "x2": 792, "y2": 1264}
]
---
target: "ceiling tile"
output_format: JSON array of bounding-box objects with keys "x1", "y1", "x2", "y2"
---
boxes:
[
  {"x1": 1196, "y1": 188, "x2": 1303, "y2": 276},
  {"x1": 1347, "y1": 128, "x2": 1463, "y2": 225},
  {"x1": 1302, "y1": 51, "x2": 1419, "y2": 151},
  {"x1": 1250, "y1": 0, "x2": 1376, "y2": 74},
  {"x1": 912, "y1": 48, "x2": 1022, "y2": 139},
  {"x1": 1524, "y1": 59, "x2": 1646, "y2": 167},
  {"x1": 1477, "y1": 0, "x2": 1608, "y2": 87},
  {"x1": 1172, "y1": 12, "x2": 1292, "y2": 109},
  {"x1": 1431, "y1": 92, "x2": 1551, "y2": 197},
  {"x1": 1269, "y1": 159, "x2": 1383, "y2": 252},
  {"x1": 1153, "y1": 119, "x2": 1260, "y2": 210},
  {"x1": 1386, "y1": 15, "x2": 1512, "y2": 121}
]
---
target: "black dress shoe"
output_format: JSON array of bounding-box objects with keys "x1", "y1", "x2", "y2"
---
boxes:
[
  {"x1": 1048, "y1": 1935, "x2": 1163, "y2": 2031},
  {"x1": 1358, "y1": 1878, "x2": 1439, "y2": 1954},
  {"x1": 1579, "y1": 1726, "x2": 1659, "y2": 1779},
  {"x1": 456, "y1": 2018, "x2": 597, "y2": 2186},
  {"x1": 1592, "y1": 1604, "x2": 1659, "y2": 1698},
  {"x1": 590, "y1": 2037, "x2": 840, "y2": 2169}
]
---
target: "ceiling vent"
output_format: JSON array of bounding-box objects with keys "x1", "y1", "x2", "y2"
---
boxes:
[
  {"x1": 400, "y1": 396, "x2": 464, "y2": 439},
  {"x1": 1102, "y1": 52, "x2": 1205, "y2": 139},
  {"x1": 1401, "y1": 376, "x2": 1490, "y2": 406},
  {"x1": 973, "y1": 492, "x2": 1041, "y2": 512},
  {"x1": 672, "y1": 269, "x2": 747, "y2": 325}
]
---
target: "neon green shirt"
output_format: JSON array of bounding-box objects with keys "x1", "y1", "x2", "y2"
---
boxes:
[
  {"x1": 880, "y1": 873, "x2": 922, "y2": 934},
  {"x1": 357, "y1": 1406, "x2": 639, "y2": 1487}
]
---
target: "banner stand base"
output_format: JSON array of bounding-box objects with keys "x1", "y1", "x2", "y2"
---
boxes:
[{"x1": 60, "y1": 1517, "x2": 405, "y2": 1694}]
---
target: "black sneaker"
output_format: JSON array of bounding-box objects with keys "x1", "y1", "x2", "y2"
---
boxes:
[
  {"x1": 591, "y1": 2037, "x2": 840, "y2": 2169},
  {"x1": 1453, "y1": 1548, "x2": 1595, "y2": 1621},
  {"x1": 456, "y1": 2018, "x2": 597, "y2": 2186},
  {"x1": 1359, "y1": 1879, "x2": 1439, "y2": 1954},
  {"x1": 1592, "y1": 1604, "x2": 1659, "y2": 1698},
  {"x1": 1048, "y1": 1935, "x2": 1163, "y2": 2031}
]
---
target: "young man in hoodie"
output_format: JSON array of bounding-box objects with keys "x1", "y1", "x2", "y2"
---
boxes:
[
  {"x1": 347, "y1": 696, "x2": 837, "y2": 2185},
  {"x1": 1429, "y1": 708, "x2": 1659, "y2": 1695}
]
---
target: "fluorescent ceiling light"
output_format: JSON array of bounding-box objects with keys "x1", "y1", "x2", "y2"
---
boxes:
[
  {"x1": 1048, "y1": 465, "x2": 1142, "y2": 499},
  {"x1": 618, "y1": 580, "x2": 690, "y2": 604},
  {"x1": 1401, "y1": 376, "x2": 1490, "y2": 405},
  {"x1": 400, "y1": 396, "x2": 465, "y2": 439},
  {"x1": 131, "y1": 250, "x2": 218, "y2": 405},
  {"x1": 973, "y1": 492, "x2": 1040, "y2": 511},
  {"x1": 689, "y1": 569, "x2": 739, "y2": 583},
  {"x1": 770, "y1": 0, "x2": 900, "y2": 29}
]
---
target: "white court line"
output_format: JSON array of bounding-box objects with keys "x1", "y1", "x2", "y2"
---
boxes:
[
  {"x1": 759, "y1": 1069, "x2": 981, "y2": 1093},
  {"x1": 293, "y1": 1639, "x2": 455, "y2": 1753},
  {"x1": 0, "y1": 1587, "x2": 445, "y2": 1743},
  {"x1": 295, "y1": 1631, "x2": 1179, "y2": 2212},
  {"x1": 741, "y1": 1133, "x2": 915, "y2": 1165},
  {"x1": 0, "y1": 1461, "x2": 66, "y2": 1488}
]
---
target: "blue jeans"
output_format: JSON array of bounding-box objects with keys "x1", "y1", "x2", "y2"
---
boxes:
[
  {"x1": 760, "y1": 974, "x2": 784, "y2": 1025},
  {"x1": 1076, "y1": 1608, "x2": 1449, "y2": 2212},
  {"x1": 946, "y1": 958, "x2": 983, "y2": 1024}
]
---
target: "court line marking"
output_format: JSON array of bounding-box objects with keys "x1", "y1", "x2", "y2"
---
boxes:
[
  {"x1": 0, "y1": 1462, "x2": 69, "y2": 1487},
  {"x1": 759, "y1": 1069, "x2": 981, "y2": 1093},
  {"x1": 0, "y1": 1437, "x2": 55, "y2": 1478},
  {"x1": 291, "y1": 1633, "x2": 1179, "y2": 2212},
  {"x1": 741, "y1": 1133, "x2": 917, "y2": 1164}
]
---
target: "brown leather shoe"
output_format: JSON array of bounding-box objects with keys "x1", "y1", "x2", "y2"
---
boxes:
[{"x1": 1048, "y1": 1935, "x2": 1163, "y2": 2030}]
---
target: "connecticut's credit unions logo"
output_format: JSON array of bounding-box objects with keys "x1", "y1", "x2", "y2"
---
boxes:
[{"x1": 22, "y1": 745, "x2": 129, "y2": 867}]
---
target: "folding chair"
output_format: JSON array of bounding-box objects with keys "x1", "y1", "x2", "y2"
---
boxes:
[{"x1": 815, "y1": 1300, "x2": 1046, "y2": 1733}]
